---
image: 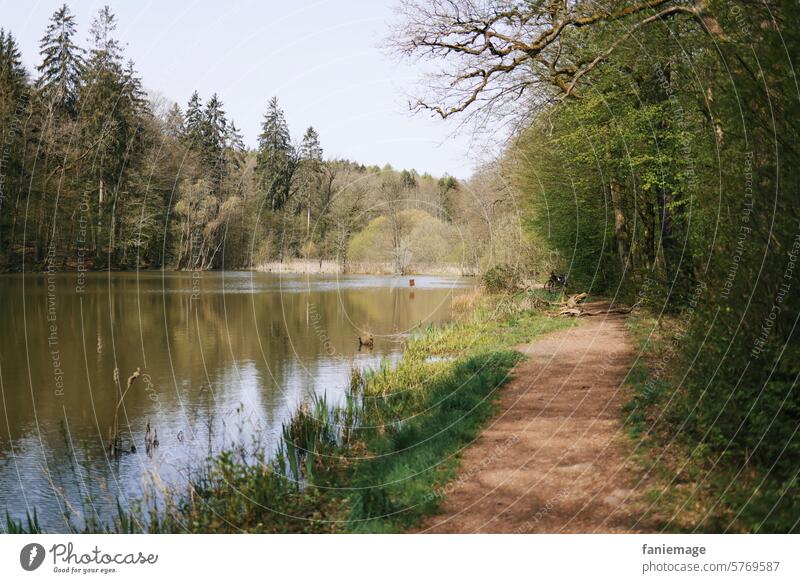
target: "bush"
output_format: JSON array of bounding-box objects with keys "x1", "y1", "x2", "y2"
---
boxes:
[{"x1": 481, "y1": 264, "x2": 523, "y2": 294}]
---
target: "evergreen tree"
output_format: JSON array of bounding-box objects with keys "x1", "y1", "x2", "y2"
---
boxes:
[
  {"x1": 35, "y1": 4, "x2": 83, "y2": 117},
  {"x1": 79, "y1": 5, "x2": 146, "y2": 263},
  {"x1": 297, "y1": 126, "x2": 324, "y2": 235},
  {"x1": 183, "y1": 90, "x2": 204, "y2": 146},
  {"x1": 87, "y1": 5, "x2": 122, "y2": 67},
  {"x1": 0, "y1": 28, "x2": 28, "y2": 97},
  {"x1": 163, "y1": 102, "x2": 184, "y2": 138},
  {"x1": 203, "y1": 93, "x2": 226, "y2": 156},
  {"x1": 202, "y1": 92, "x2": 227, "y2": 187},
  {"x1": 0, "y1": 28, "x2": 29, "y2": 257},
  {"x1": 122, "y1": 59, "x2": 147, "y2": 115},
  {"x1": 225, "y1": 121, "x2": 245, "y2": 154},
  {"x1": 256, "y1": 96, "x2": 295, "y2": 210},
  {"x1": 299, "y1": 126, "x2": 322, "y2": 165}
]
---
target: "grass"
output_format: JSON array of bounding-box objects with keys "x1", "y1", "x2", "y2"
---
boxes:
[{"x1": 3, "y1": 288, "x2": 575, "y2": 534}]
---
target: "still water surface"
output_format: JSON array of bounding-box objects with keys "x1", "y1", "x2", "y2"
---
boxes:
[{"x1": 0, "y1": 271, "x2": 470, "y2": 531}]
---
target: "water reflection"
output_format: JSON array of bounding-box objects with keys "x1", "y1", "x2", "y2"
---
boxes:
[{"x1": 0, "y1": 271, "x2": 470, "y2": 531}]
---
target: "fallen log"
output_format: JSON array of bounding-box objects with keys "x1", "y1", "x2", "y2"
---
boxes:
[
  {"x1": 556, "y1": 301, "x2": 640, "y2": 317},
  {"x1": 566, "y1": 292, "x2": 588, "y2": 308}
]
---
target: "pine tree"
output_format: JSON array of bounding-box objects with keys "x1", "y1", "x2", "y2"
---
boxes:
[
  {"x1": 299, "y1": 126, "x2": 322, "y2": 165},
  {"x1": 87, "y1": 5, "x2": 122, "y2": 67},
  {"x1": 183, "y1": 91, "x2": 204, "y2": 147},
  {"x1": 122, "y1": 59, "x2": 147, "y2": 114},
  {"x1": 0, "y1": 28, "x2": 28, "y2": 95},
  {"x1": 35, "y1": 4, "x2": 83, "y2": 117},
  {"x1": 163, "y1": 102, "x2": 184, "y2": 138},
  {"x1": 203, "y1": 93, "x2": 227, "y2": 187},
  {"x1": 225, "y1": 121, "x2": 245, "y2": 153},
  {"x1": 297, "y1": 126, "x2": 324, "y2": 234},
  {"x1": 0, "y1": 28, "x2": 29, "y2": 256},
  {"x1": 79, "y1": 6, "x2": 146, "y2": 263},
  {"x1": 203, "y1": 93, "x2": 226, "y2": 156},
  {"x1": 256, "y1": 96, "x2": 295, "y2": 211}
]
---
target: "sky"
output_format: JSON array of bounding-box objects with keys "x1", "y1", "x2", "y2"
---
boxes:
[{"x1": 0, "y1": 0, "x2": 485, "y2": 178}]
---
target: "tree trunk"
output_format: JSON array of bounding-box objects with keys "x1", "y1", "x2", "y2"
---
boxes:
[{"x1": 609, "y1": 178, "x2": 630, "y2": 273}]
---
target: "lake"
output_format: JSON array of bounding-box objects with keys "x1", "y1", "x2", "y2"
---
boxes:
[{"x1": 0, "y1": 271, "x2": 471, "y2": 531}]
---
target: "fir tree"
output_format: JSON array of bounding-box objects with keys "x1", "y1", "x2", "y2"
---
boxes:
[
  {"x1": 256, "y1": 96, "x2": 295, "y2": 211},
  {"x1": 87, "y1": 5, "x2": 122, "y2": 68},
  {"x1": 122, "y1": 59, "x2": 147, "y2": 115},
  {"x1": 163, "y1": 102, "x2": 184, "y2": 138},
  {"x1": 79, "y1": 6, "x2": 146, "y2": 262},
  {"x1": 35, "y1": 3, "x2": 83, "y2": 117},
  {"x1": 202, "y1": 93, "x2": 227, "y2": 186},
  {"x1": 203, "y1": 93, "x2": 226, "y2": 155},
  {"x1": 0, "y1": 29, "x2": 27, "y2": 100},
  {"x1": 299, "y1": 126, "x2": 322, "y2": 165},
  {"x1": 183, "y1": 91, "x2": 204, "y2": 147}
]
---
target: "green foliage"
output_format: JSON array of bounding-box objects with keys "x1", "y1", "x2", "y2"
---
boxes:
[
  {"x1": 498, "y1": 0, "x2": 800, "y2": 531},
  {"x1": 256, "y1": 96, "x2": 295, "y2": 211},
  {"x1": 347, "y1": 209, "x2": 462, "y2": 268},
  {"x1": 481, "y1": 263, "x2": 522, "y2": 294},
  {"x1": 35, "y1": 3, "x2": 83, "y2": 116}
]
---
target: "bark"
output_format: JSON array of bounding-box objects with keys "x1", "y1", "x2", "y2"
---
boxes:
[{"x1": 609, "y1": 178, "x2": 630, "y2": 273}]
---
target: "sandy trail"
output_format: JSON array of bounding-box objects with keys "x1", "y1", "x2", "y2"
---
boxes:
[{"x1": 417, "y1": 304, "x2": 649, "y2": 533}]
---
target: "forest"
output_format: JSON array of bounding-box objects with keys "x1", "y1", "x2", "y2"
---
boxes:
[
  {"x1": 392, "y1": 0, "x2": 799, "y2": 529},
  {"x1": 0, "y1": 4, "x2": 530, "y2": 275}
]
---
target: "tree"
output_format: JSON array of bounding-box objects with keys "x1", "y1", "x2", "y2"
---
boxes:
[
  {"x1": 0, "y1": 28, "x2": 29, "y2": 262},
  {"x1": 436, "y1": 174, "x2": 457, "y2": 221},
  {"x1": 0, "y1": 28, "x2": 27, "y2": 109},
  {"x1": 183, "y1": 91, "x2": 204, "y2": 147},
  {"x1": 163, "y1": 102, "x2": 184, "y2": 138},
  {"x1": 202, "y1": 92, "x2": 227, "y2": 186},
  {"x1": 392, "y1": 0, "x2": 722, "y2": 127},
  {"x1": 399, "y1": 169, "x2": 417, "y2": 191},
  {"x1": 297, "y1": 126, "x2": 324, "y2": 235},
  {"x1": 87, "y1": 5, "x2": 122, "y2": 67},
  {"x1": 36, "y1": 4, "x2": 83, "y2": 118},
  {"x1": 79, "y1": 5, "x2": 147, "y2": 264},
  {"x1": 256, "y1": 96, "x2": 296, "y2": 211}
]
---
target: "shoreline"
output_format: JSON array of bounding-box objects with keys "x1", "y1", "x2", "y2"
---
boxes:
[
  {"x1": 255, "y1": 259, "x2": 477, "y2": 276},
  {"x1": 0, "y1": 261, "x2": 479, "y2": 277}
]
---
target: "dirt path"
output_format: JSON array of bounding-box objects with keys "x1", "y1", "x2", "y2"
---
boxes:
[{"x1": 417, "y1": 304, "x2": 649, "y2": 533}]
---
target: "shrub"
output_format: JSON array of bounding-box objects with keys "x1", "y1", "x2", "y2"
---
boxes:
[{"x1": 481, "y1": 264, "x2": 523, "y2": 294}]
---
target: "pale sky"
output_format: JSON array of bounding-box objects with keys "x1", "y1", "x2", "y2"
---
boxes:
[{"x1": 0, "y1": 0, "x2": 484, "y2": 178}]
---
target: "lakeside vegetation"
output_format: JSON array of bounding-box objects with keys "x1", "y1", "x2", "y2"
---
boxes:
[{"x1": 4, "y1": 287, "x2": 574, "y2": 533}]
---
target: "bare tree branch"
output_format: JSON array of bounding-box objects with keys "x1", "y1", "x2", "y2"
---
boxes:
[{"x1": 391, "y1": 0, "x2": 721, "y2": 123}]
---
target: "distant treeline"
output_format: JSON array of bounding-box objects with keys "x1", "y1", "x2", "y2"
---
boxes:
[{"x1": 0, "y1": 4, "x2": 534, "y2": 274}]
